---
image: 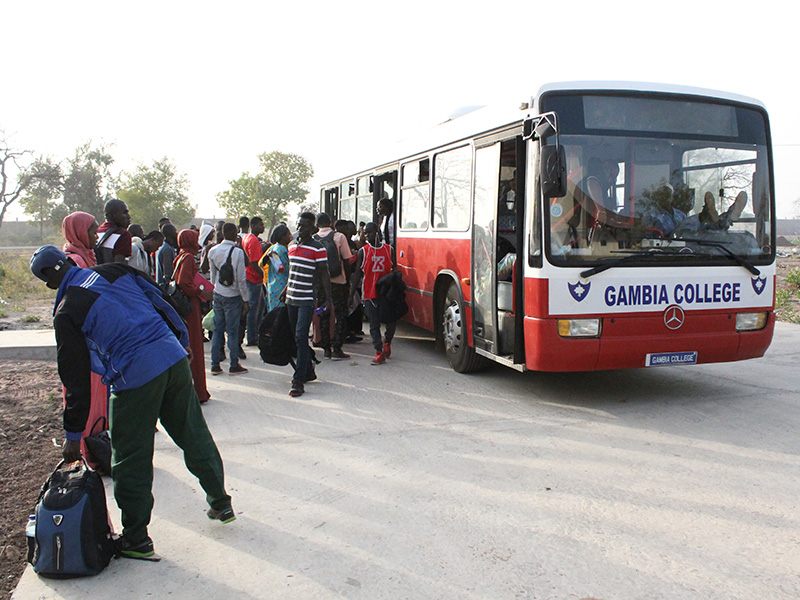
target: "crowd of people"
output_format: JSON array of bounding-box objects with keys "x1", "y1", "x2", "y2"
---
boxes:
[
  {"x1": 29, "y1": 197, "x2": 402, "y2": 559},
  {"x1": 57, "y1": 199, "x2": 402, "y2": 401}
]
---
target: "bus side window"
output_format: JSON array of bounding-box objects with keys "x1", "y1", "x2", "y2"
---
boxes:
[
  {"x1": 356, "y1": 175, "x2": 374, "y2": 226},
  {"x1": 433, "y1": 146, "x2": 471, "y2": 231},
  {"x1": 339, "y1": 180, "x2": 356, "y2": 222},
  {"x1": 400, "y1": 158, "x2": 430, "y2": 230}
]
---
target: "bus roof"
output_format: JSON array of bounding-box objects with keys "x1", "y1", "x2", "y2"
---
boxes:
[{"x1": 320, "y1": 81, "x2": 768, "y2": 187}]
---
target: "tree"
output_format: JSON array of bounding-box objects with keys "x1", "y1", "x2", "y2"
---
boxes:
[
  {"x1": 217, "y1": 151, "x2": 313, "y2": 229},
  {"x1": 215, "y1": 172, "x2": 263, "y2": 222},
  {"x1": 61, "y1": 142, "x2": 117, "y2": 220},
  {"x1": 298, "y1": 200, "x2": 318, "y2": 216},
  {"x1": 19, "y1": 156, "x2": 65, "y2": 236},
  {"x1": 0, "y1": 135, "x2": 34, "y2": 233},
  {"x1": 117, "y1": 157, "x2": 195, "y2": 231}
]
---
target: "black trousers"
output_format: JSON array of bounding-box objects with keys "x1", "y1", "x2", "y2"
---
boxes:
[{"x1": 319, "y1": 282, "x2": 350, "y2": 351}]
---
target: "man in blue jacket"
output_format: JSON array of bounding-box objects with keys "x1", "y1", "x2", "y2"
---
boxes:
[{"x1": 30, "y1": 245, "x2": 235, "y2": 560}]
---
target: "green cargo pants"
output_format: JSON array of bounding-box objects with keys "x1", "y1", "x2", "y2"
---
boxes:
[{"x1": 109, "y1": 357, "x2": 230, "y2": 544}]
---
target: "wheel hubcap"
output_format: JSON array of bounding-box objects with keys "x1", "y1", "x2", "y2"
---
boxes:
[{"x1": 442, "y1": 299, "x2": 462, "y2": 354}]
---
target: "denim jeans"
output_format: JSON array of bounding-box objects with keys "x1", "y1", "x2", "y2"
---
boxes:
[
  {"x1": 287, "y1": 303, "x2": 314, "y2": 383},
  {"x1": 245, "y1": 280, "x2": 265, "y2": 346},
  {"x1": 211, "y1": 293, "x2": 243, "y2": 368}
]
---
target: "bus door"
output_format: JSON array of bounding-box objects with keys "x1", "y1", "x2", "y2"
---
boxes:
[
  {"x1": 374, "y1": 170, "x2": 397, "y2": 228},
  {"x1": 374, "y1": 170, "x2": 398, "y2": 257},
  {"x1": 472, "y1": 137, "x2": 524, "y2": 360},
  {"x1": 323, "y1": 187, "x2": 339, "y2": 220}
]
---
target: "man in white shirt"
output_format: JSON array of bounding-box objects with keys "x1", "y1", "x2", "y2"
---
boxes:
[
  {"x1": 208, "y1": 223, "x2": 250, "y2": 375},
  {"x1": 377, "y1": 198, "x2": 394, "y2": 248}
]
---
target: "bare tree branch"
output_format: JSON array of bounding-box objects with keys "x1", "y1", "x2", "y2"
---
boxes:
[{"x1": 0, "y1": 134, "x2": 34, "y2": 232}]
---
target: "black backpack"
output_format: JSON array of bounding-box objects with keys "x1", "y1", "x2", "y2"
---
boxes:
[
  {"x1": 218, "y1": 246, "x2": 236, "y2": 287},
  {"x1": 30, "y1": 459, "x2": 117, "y2": 578},
  {"x1": 258, "y1": 305, "x2": 297, "y2": 367},
  {"x1": 94, "y1": 227, "x2": 121, "y2": 265},
  {"x1": 313, "y1": 230, "x2": 342, "y2": 278}
]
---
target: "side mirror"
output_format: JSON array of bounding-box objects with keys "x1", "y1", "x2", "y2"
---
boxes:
[{"x1": 540, "y1": 145, "x2": 567, "y2": 198}]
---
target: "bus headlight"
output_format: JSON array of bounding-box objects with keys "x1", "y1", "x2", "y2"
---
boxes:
[
  {"x1": 736, "y1": 312, "x2": 768, "y2": 331},
  {"x1": 557, "y1": 318, "x2": 601, "y2": 338}
]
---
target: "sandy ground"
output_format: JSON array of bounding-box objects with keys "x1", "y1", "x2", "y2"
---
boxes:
[{"x1": 1, "y1": 252, "x2": 798, "y2": 598}]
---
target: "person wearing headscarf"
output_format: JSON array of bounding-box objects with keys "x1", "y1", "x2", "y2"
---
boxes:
[
  {"x1": 62, "y1": 211, "x2": 99, "y2": 268},
  {"x1": 61, "y1": 211, "x2": 109, "y2": 469},
  {"x1": 174, "y1": 229, "x2": 212, "y2": 403}
]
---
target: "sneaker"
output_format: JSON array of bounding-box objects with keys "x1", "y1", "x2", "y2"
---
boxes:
[
  {"x1": 703, "y1": 191, "x2": 720, "y2": 223},
  {"x1": 238, "y1": 348, "x2": 247, "y2": 360},
  {"x1": 382, "y1": 341, "x2": 391, "y2": 359},
  {"x1": 345, "y1": 335, "x2": 363, "y2": 344},
  {"x1": 729, "y1": 190, "x2": 747, "y2": 220},
  {"x1": 229, "y1": 364, "x2": 248, "y2": 375},
  {"x1": 331, "y1": 349, "x2": 350, "y2": 360},
  {"x1": 207, "y1": 505, "x2": 236, "y2": 524},
  {"x1": 118, "y1": 535, "x2": 155, "y2": 559},
  {"x1": 289, "y1": 380, "x2": 305, "y2": 397},
  {"x1": 210, "y1": 365, "x2": 223, "y2": 376},
  {"x1": 371, "y1": 351, "x2": 386, "y2": 365},
  {"x1": 323, "y1": 348, "x2": 332, "y2": 359},
  {"x1": 304, "y1": 368, "x2": 317, "y2": 382}
]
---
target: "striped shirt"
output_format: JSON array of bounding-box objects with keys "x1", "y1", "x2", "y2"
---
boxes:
[{"x1": 286, "y1": 238, "x2": 327, "y2": 305}]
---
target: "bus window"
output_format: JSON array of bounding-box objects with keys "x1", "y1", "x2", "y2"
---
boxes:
[
  {"x1": 400, "y1": 158, "x2": 430, "y2": 230},
  {"x1": 543, "y1": 94, "x2": 772, "y2": 265},
  {"x1": 433, "y1": 146, "x2": 471, "y2": 230},
  {"x1": 341, "y1": 180, "x2": 355, "y2": 198},
  {"x1": 375, "y1": 172, "x2": 397, "y2": 203},
  {"x1": 339, "y1": 180, "x2": 355, "y2": 222},
  {"x1": 340, "y1": 196, "x2": 355, "y2": 222},
  {"x1": 357, "y1": 175, "x2": 374, "y2": 226}
]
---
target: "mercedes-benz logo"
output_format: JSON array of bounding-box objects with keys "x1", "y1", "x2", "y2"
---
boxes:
[{"x1": 664, "y1": 305, "x2": 685, "y2": 330}]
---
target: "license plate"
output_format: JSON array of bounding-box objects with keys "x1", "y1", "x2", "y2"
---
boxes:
[{"x1": 645, "y1": 351, "x2": 698, "y2": 367}]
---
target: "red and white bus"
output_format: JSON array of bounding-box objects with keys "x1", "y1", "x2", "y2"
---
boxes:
[{"x1": 320, "y1": 82, "x2": 775, "y2": 372}]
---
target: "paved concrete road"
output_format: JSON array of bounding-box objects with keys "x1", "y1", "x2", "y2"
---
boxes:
[{"x1": 14, "y1": 323, "x2": 800, "y2": 600}]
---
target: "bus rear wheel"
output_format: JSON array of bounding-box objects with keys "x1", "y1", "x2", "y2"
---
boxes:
[{"x1": 441, "y1": 281, "x2": 485, "y2": 373}]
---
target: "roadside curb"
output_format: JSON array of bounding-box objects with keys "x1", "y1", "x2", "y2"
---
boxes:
[{"x1": 0, "y1": 329, "x2": 56, "y2": 360}]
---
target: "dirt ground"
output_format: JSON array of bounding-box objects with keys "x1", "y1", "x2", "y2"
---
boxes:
[
  {"x1": 0, "y1": 254, "x2": 798, "y2": 598},
  {"x1": 0, "y1": 361, "x2": 62, "y2": 599}
]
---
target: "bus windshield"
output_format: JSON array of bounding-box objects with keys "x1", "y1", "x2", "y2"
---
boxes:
[{"x1": 541, "y1": 93, "x2": 773, "y2": 268}]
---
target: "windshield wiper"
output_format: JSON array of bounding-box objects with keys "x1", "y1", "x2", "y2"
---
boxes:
[
  {"x1": 579, "y1": 251, "x2": 666, "y2": 279},
  {"x1": 673, "y1": 237, "x2": 761, "y2": 276}
]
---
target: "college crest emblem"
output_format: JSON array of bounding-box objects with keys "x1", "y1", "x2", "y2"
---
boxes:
[
  {"x1": 751, "y1": 276, "x2": 766, "y2": 295},
  {"x1": 568, "y1": 281, "x2": 590, "y2": 302}
]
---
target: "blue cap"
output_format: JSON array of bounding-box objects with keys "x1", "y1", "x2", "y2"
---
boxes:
[{"x1": 30, "y1": 245, "x2": 68, "y2": 283}]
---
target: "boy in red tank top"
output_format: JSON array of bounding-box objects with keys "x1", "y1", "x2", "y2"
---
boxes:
[{"x1": 351, "y1": 222, "x2": 394, "y2": 365}]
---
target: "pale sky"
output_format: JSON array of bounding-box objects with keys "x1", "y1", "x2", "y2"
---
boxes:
[{"x1": 2, "y1": 0, "x2": 798, "y2": 226}]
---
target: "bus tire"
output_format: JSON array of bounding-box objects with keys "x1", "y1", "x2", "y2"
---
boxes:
[{"x1": 441, "y1": 280, "x2": 485, "y2": 373}]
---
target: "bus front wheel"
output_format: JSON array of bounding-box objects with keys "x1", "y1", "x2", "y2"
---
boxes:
[{"x1": 441, "y1": 281, "x2": 485, "y2": 373}]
